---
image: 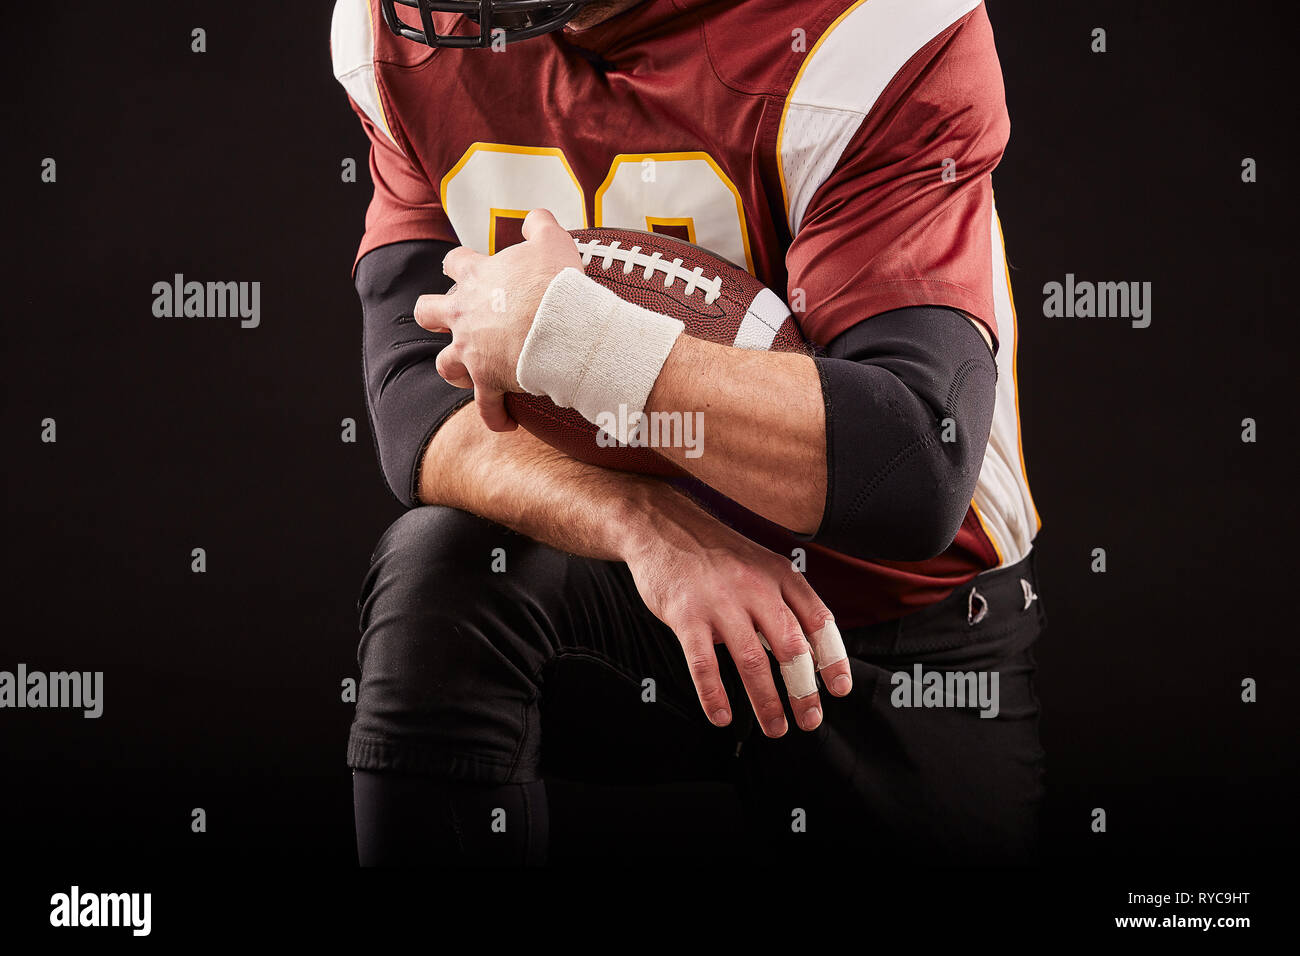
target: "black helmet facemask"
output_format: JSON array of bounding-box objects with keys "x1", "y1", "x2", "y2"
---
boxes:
[{"x1": 380, "y1": 1, "x2": 593, "y2": 49}]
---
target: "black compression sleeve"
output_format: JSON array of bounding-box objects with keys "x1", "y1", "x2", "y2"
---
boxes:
[
  {"x1": 804, "y1": 306, "x2": 997, "y2": 562},
  {"x1": 357, "y1": 239, "x2": 473, "y2": 508}
]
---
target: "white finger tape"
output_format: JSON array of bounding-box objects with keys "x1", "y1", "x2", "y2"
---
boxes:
[
  {"x1": 756, "y1": 630, "x2": 818, "y2": 699},
  {"x1": 780, "y1": 652, "x2": 818, "y2": 699},
  {"x1": 809, "y1": 620, "x2": 847, "y2": 670}
]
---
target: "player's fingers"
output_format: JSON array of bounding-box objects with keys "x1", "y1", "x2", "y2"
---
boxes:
[
  {"x1": 673, "y1": 622, "x2": 732, "y2": 727},
  {"x1": 751, "y1": 604, "x2": 821, "y2": 732},
  {"x1": 520, "y1": 208, "x2": 563, "y2": 241},
  {"x1": 719, "y1": 615, "x2": 787, "y2": 738},
  {"x1": 434, "y1": 346, "x2": 473, "y2": 389},
  {"x1": 441, "y1": 246, "x2": 483, "y2": 279},
  {"x1": 781, "y1": 573, "x2": 850, "y2": 697},
  {"x1": 815, "y1": 648, "x2": 852, "y2": 699},
  {"x1": 414, "y1": 293, "x2": 456, "y2": 332},
  {"x1": 474, "y1": 386, "x2": 516, "y2": 433}
]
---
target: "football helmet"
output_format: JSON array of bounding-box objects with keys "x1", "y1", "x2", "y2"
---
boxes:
[{"x1": 379, "y1": 1, "x2": 592, "y2": 48}]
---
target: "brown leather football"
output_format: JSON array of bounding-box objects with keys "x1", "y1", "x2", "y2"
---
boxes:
[{"x1": 505, "y1": 227, "x2": 810, "y2": 476}]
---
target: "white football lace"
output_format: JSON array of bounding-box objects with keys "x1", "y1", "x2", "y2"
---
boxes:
[{"x1": 575, "y1": 239, "x2": 724, "y2": 305}]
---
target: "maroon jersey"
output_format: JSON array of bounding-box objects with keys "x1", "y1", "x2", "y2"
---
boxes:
[{"x1": 331, "y1": 0, "x2": 1040, "y2": 627}]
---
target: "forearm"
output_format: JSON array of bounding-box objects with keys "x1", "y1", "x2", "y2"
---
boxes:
[
  {"x1": 417, "y1": 402, "x2": 678, "y2": 563},
  {"x1": 642, "y1": 313, "x2": 995, "y2": 540},
  {"x1": 645, "y1": 336, "x2": 826, "y2": 534}
]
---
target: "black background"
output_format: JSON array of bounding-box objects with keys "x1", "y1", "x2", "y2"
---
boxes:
[{"x1": 2, "y1": 0, "x2": 1296, "y2": 921}]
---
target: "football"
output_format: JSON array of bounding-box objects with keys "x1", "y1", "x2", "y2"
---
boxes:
[{"x1": 506, "y1": 227, "x2": 810, "y2": 476}]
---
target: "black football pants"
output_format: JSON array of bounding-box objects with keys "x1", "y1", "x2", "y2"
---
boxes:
[{"x1": 348, "y1": 505, "x2": 1047, "y2": 864}]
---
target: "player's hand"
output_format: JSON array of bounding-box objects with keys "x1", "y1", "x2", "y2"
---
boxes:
[
  {"x1": 619, "y1": 486, "x2": 852, "y2": 737},
  {"x1": 414, "y1": 208, "x2": 583, "y2": 432}
]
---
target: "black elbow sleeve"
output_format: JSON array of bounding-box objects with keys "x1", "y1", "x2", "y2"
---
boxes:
[
  {"x1": 806, "y1": 306, "x2": 997, "y2": 561},
  {"x1": 357, "y1": 239, "x2": 473, "y2": 508}
]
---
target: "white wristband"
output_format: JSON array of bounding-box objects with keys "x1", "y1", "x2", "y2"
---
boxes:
[{"x1": 516, "y1": 267, "x2": 684, "y2": 444}]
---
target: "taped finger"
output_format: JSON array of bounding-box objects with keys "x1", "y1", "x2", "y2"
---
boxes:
[
  {"x1": 779, "y1": 650, "x2": 818, "y2": 699},
  {"x1": 809, "y1": 619, "x2": 847, "y2": 670},
  {"x1": 756, "y1": 630, "x2": 818, "y2": 700}
]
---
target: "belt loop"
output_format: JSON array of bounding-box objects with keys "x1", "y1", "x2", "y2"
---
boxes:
[
  {"x1": 1020, "y1": 577, "x2": 1038, "y2": 611},
  {"x1": 967, "y1": 586, "x2": 988, "y2": 625}
]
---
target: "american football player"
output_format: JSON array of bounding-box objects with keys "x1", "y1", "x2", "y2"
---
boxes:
[{"x1": 333, "y1": 0, "x2": 1043, "y2": 864}]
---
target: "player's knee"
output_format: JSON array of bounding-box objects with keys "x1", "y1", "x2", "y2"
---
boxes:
[
  {"x1": 355, "y1": 507, "x2": 536, "y2": 712},
  {"x1": 359, "y1": 505, "x2": 515, "y2": 634},
  {"x1": 370, "y1": 505, "x2": 505, "y2": 576}
]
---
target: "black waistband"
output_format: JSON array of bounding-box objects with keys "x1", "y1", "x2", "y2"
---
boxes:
[{"x1": 843, "y1": 549, "x2": 1045, "y2": 658}]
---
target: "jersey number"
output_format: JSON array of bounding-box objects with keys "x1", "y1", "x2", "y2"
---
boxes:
[{"x1": 439, "y1": 144, "x2": 755, "y2": 273}]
